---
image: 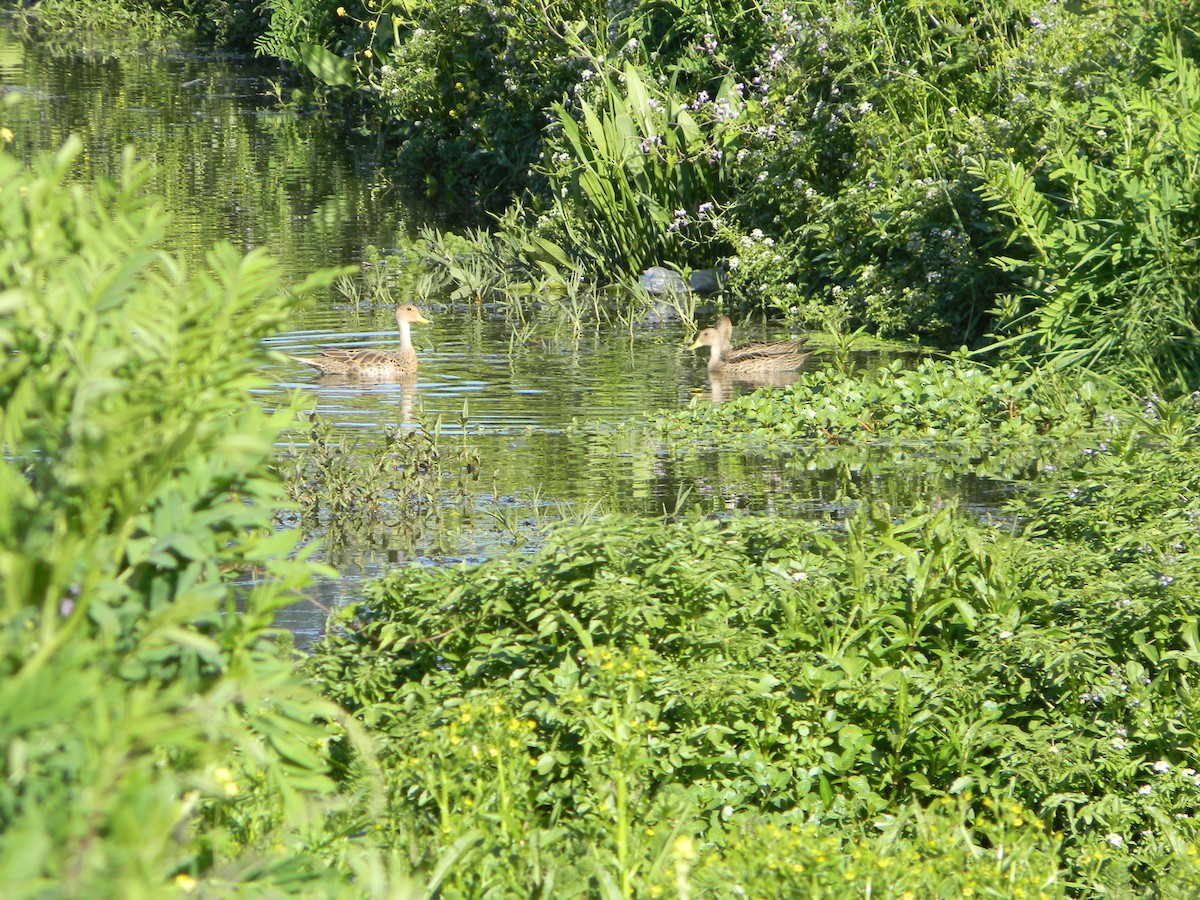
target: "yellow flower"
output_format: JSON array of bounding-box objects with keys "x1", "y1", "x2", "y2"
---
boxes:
[
  {"x1": 367, "y1": 20, "x2": 376, "y2": 31},
  {"x1": 213, "y1": 767, "x2": 240, "y2": 797},
  {"x1": 175, "y1": 874, "x2": 197, "y2": 892},
  {"x1": 336, "y1": 6, "x2": 347, "y2": 16},
  {"x1": 0, "y1": 127, "x2": 13, "y2": 144},
  {"x1": 364, "y1": 49, "x2": 373, "y2": 59},
  {"x1": 673, "y1": 835, "x2": 695, "y2": 860}
]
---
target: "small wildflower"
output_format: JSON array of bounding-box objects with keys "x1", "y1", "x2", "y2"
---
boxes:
[
  {"x1": 175, "y1": 874, "x2": 198, "y2": 892},
  {"x1": 1154, "y1": 760, "x2": 1171, "y2": 774},
  {"x1": 1138, "y1": 784, "x2": 1153, "y2": 795},
  {"x1": 1106, "y1": 833, "x2": 1124, "y2": 848},
  {"x1": 336, "y1": 6, "x2": 347, "y2": 16}
]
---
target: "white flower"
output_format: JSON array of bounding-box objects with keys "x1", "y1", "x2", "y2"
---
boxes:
[
  {"x1": 1106, "y1": 833, "x2": 1124, "y2": 848},
  {"x1": 1138, "y1": 784, "x2": 1153, "y2": 795},
  {"x1": 998, "y1": 630, "x2": 1014, "y2": 640},
  {"x1": 791, "y1": 571, "x2": 807, "y2": 581},
  {"x1": 1153, "y1": 760, "x2": 1171, "y2": 774}
]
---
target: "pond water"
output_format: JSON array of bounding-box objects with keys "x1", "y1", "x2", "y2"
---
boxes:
[{"x1": 0, "y1": 24, "x2": 1015, "y2": 642}]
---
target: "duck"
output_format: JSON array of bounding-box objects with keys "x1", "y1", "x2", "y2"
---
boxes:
[
  {"x1": 688, "y1": 316, "x2": 810, "y2": 376},
  {"x1": 293, "y1": 303, "x2": 431, "y2": 380}
]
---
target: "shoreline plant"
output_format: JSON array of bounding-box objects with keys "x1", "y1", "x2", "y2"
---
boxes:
[
  {"x1": 18, "y1": 2, "x2": 1200, "y2": 380},
  {"x1": 0, "y1": 140, "x2": 371, "y2": 895}
]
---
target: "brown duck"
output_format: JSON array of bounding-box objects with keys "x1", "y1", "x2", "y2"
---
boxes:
[
  {"x1": 293, "y1": 304, "x2": 431, "y2": 379},
  {"x1": 689, "y1": 316, "x2": 810, "y2": 376}
]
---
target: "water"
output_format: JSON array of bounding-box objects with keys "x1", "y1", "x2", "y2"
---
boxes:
[{"x1": 0, "y1": 24, "x2": 1014, "y2": 643}]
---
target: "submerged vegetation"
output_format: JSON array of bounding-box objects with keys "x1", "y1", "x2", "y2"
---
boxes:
[{"x1": 5, "y1": 0, "x2": 1200, "y2": 896}]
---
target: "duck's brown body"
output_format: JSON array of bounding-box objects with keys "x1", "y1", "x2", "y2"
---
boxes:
[
  {"x1": 689, "y1": 317, "x2": 810, "y2": 376},
  {"x1": 293, "y1": 304, "x2": 430, "y2": 380}
]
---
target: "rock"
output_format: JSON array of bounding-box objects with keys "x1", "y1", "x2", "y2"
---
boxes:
[
  {"x1": 687, "y1": 268, "x2": 722, "y2": 294},
  {"x1": 640, "y1": 266, "x2": 689, "y2": 296},
  {"x1": 639, "y1": 265, "x2": 724, "y2": 296}
]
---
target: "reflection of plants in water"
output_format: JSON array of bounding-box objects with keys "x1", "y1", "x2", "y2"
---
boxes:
[{"x1": 279, "y1": 410, "x2": 480, "y2": 552}]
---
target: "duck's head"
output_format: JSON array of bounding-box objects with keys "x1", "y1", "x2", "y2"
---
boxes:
[
  {"x1": 395, "y1": 303, "x2": 431, "y2": 325},
  {"x1": 688, "y1": 327, "x2": 724, "y2": 351}
]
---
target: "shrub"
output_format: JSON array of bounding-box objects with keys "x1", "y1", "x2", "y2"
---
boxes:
[
  {"x1": 974, "y1": 35, "x2": 1200, "y2": 393},
  {"x1": 0, "y1": 140, "x2": 353, "y2": 895},
  {"x1": 307, "y1": 450, "x2": 1200, "y2": 894}
]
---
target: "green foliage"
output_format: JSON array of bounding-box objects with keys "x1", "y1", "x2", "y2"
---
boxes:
[
  {"x1": 279, "y1": 409, "x2": 480, "y2": 561},
  {"x1": 654, "y1": 352, "x2": 1108, "y2": 454},
  {"x1": 539, "y1": 61, "x2": 739, "y2": 279},
  {"x1": 974, "y1": 36, "x2": 1200, "y2": 393},
  {"x1": 678, "y1": 799, "x2": 1069, "y2": 898},
  {"x1": 0, "y1": 141, "x2": 359, "y2": 895},
  {"x1": 307, "y1": 416, "x2": 1200, "y2": 894},
  {"x1": 249, "y1": 0, "x2": 1199, "y2": 366},
  {"x1": 16, "y1": 0, "x2": 268, "y2": 51}
]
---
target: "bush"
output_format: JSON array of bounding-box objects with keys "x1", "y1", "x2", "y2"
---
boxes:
[
  {"x1": 0, "y1": 140, "x2": 354, "y2": 895},
  {"x1": 975, "y1": 34, "x2": 1200, "y2": 393}
]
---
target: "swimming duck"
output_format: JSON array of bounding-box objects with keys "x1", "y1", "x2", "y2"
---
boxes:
[
  {"x1": 688, "y1": 317, "x2": 810, "y2": 376},
  {"x1": 293, "y1": 304, "x2": 431, "y2": 380}
]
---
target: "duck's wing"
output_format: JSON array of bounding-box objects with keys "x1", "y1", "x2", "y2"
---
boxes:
[
  {"x1": 724, "y1": 340, "x2": 807, "y2": 366},
  {"x1": 324, "y1": 348, "x2": 401, "y2": 365},
  {"x1": 291, "y1": 347, "x2": 403, "y2": 373}
]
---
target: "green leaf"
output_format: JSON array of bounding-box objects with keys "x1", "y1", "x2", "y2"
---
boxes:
[{"x1": 296, "y1": 43, "x2": 355, "y2": 87}]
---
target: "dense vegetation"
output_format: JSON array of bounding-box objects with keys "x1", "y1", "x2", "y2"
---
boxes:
[
  {"x1": 17, "y1": 0, "x2": 1200, "y2": 375},
  {"x1": 5, "y1": 0, "x2": 1200, "y2": 896},
  {"x1": 0, "y1": 141, "x2": 361, "y2": 895},
  {"x1": 252, "y1": 0, "x2": 1199, "y2": 378}
]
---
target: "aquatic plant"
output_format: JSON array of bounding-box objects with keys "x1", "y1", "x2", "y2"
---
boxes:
[
  {"x1": 538, "y1": 59, "x2": 740, "y2": 279},
  {"x1": 654, "y1": 352, "x2": 1112, "y2": 453},
  {"x1": 279, "y1": 408, "x2": 480, "y2": 560},
  {"x1": 307, "y1": 458, "x2": 1200, "y2": 893}
]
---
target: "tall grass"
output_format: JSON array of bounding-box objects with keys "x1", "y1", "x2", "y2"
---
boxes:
[{"x1": 538, "y1": 61, "x2": 740, "y2": 279}]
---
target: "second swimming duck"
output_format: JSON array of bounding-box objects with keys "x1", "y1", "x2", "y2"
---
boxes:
[{"x1": 689, "y1": 316, "x2": 810, "y2": 376}]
